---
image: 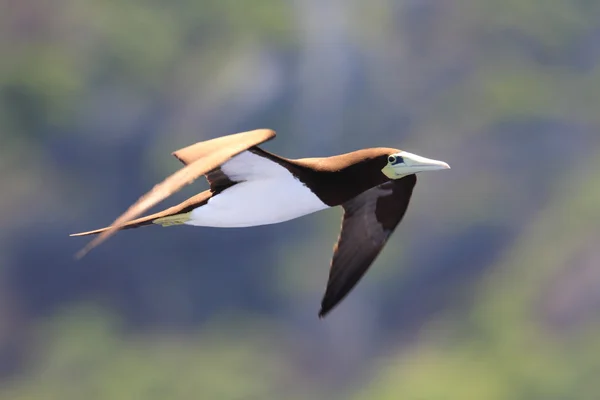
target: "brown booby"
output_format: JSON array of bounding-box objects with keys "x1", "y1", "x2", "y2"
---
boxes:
[{"x1": 71, "y1": 129, "x2": 449, "y2": 317}]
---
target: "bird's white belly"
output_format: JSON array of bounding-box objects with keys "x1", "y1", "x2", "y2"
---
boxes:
[{"x1": 186, "y1": 178, "x2": 329, "y2": 228}]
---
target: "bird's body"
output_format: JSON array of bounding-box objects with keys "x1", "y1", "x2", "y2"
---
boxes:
[
  {"x1": 186, "y1": 150, "x2": 329, "y2": 228},
  {"x1": 72, "y1": 129, "x2": 449, "y2": 317}
]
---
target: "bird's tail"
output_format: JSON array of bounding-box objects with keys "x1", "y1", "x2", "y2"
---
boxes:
[{"x1": 70, "y1": 190, "x2": 212, "y2": 237}]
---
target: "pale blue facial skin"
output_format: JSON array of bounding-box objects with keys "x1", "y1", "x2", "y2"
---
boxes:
[{"x1": 382, "y1": 151, "x2": 450, "y2": 179}]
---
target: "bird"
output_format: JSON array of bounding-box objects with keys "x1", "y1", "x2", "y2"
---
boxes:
[{"x1": 71, "y1": 129, "x2": 449, "y2": 317}]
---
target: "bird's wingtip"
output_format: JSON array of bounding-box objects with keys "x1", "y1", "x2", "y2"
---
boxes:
[{"x1": 73, "y1": 247, "x2": 88, "y2": 260}]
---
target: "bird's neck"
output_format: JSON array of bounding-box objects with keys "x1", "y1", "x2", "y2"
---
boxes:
[
  {"x1": 305, "y1": 158, "x2": 390, "y2": 206},
  {"x1": 249, "y1": 147, "x2": 392, "y2": 207}
]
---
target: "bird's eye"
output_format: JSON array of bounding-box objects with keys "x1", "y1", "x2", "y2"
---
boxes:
[{"x1": 388, "y1": 155, "x2": 404, "y2": 165}]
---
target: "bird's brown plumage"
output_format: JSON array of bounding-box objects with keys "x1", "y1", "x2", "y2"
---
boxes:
[{"x1": 247, "y1": 146, "x2": 400, "y2": 206}]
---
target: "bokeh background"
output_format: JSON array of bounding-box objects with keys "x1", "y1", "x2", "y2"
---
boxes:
[{"x1": 2, "y1": 0, "x2": 600, "y2": 398}]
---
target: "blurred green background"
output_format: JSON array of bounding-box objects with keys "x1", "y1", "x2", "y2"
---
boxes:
[{"x1": 2, "y1": 0, "x2": 600, "y2": 398}]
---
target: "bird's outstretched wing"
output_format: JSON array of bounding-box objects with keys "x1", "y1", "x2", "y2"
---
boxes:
[
  {"x1": 319, "y1": 175, "x2": 417, "y2": 317},
  {"x1": 172, "y1": 129, "x2": 275, "y2": 165},
  {"x1": 70, "y1": 190, "x2": 213, "y2": 236},
  {"x1": 73, "y1": 129, "x2": 276, "y2": 259}
]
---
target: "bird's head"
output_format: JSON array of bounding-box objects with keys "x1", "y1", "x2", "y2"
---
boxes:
[{"x1": 382, "y1": 151, "x2": 450, "y2": 179}]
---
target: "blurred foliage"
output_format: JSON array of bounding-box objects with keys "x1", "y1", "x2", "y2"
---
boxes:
[
  {"x1": 1, "y1": 306, "x2": 321, "y2": 400},
  {"x1": 1, "y1": 0, "x2": 600, "y2": 398}
]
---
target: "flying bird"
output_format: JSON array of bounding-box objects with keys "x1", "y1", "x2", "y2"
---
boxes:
[{"x1": 71, "y1": 129, "x2": 449, "y2": 317}]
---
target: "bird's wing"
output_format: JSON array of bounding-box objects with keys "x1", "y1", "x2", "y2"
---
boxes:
[
  {"x1": 74, "y1": 129, "x2": 276, "y2": 259},
  {"x1": 319, "y1": 175, "x2": 417, "y2": 317},
  {"x1": 173, "y1": 129, "x2": 277, "y2": 193},
  {"x1": 70, "y1": 190, "x2": 213, "y2": 237},
  {"x1": 172, "y1": 129, "x2": 275, "y2": 165}
]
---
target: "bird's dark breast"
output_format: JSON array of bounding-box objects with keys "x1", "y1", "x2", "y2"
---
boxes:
[
  {"x1": 298, "y1": 163, "x2": 390, "y2": 206},
  {"x1": 249, "y1": 147, "x2": 394, "y2": 207}
]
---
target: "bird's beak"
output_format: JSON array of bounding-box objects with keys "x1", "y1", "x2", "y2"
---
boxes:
[{"x1": 382, "y1": 151, "x2": 450, "y2": 179}]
